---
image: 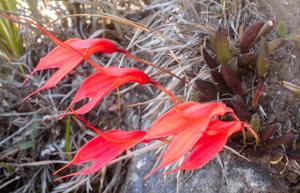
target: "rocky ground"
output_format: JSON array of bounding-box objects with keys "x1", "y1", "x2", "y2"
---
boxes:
[
  {"x1": 120, "y1": 1, "x2": 300, "y2": 193},
  {"x1": 1, "y1": 1, "x2": 300, "y2": 193}
]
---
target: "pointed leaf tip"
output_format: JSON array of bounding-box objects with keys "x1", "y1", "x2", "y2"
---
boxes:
[
  {"x1": 215, "y1": 27, "x2": 234, "y2": 65},
  {"x1": 268, "y1": 38, "x2": 286, "y2": 54},
  {"x1": 202, "y1": 47, "x2": 232, "y2": 95},
  {"x1": 220, "y1": 66, "x2": 244, "y2": 95},
  {"x1": 239, "y1": 21, "x2": 264, "y2": 53},
  {"x1": 256, "y1": 37, "x2": 269, "y2": 79},
  {"x1": 252, "y1": 81, "x2": 265, "y2": 109},
  {"x1": 278, "y1": 21, "x2": 288, "y2": 38}
]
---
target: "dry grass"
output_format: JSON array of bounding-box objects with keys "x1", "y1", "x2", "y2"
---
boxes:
[{"x1": 0, "y1": 0, "x2": 272, "y2": 192}]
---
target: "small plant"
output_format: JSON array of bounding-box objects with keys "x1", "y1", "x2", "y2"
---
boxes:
[{"x1": 1, "y1": 13, "x2": 258, "y2": 182}]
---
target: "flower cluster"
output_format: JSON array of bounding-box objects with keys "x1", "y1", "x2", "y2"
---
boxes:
[{"x1": 3, "y1": 14, "x2": 258, "y2": 181}]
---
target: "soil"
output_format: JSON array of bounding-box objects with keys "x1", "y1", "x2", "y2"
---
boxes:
[
  {"x1": 263, "y1": 0, "x2": 300, "y2": 125},
  {"x1": 260, "y1": 0, "x2": 300, "y2": 192}
]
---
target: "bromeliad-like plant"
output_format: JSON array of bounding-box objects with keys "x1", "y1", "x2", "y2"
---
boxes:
[
  {"x1": 197, "y1": 21, "x2": 286, "y2": 121},
  {"x1": 1, "y1": 13, "x2": 259, "y2": 181},
  {"x1": 197, "y1": 21, "x2": 285, "y2": 113},
  {"x1": 197, "y1": 21, "x2": 300, "y2": 163}
]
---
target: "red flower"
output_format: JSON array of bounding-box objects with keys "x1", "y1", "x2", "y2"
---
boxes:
[
  {"x1": 0, "y1": 14, "x2": 177, "y2": 106},
  {"x1": 0, "y1": 14, "x2": 179, "y2": 103},
  {"x1": 54, "y1": 129, "x2": 146, "y2": 180},
  {"x1": 143, "y1": 102, "x2": 230, "y2": 140},
  {"x1": 23, "y1": 38, "x2": 127, "y2": 100},
  {"x1": 1, "y1": 14, "x2": 257, "y2": 182},
  {"x1": 65, "y1": 67, "x2": 156, "y2": 115},
  {"x1": 167, "y1": 120, "x2": 249, "y2": 172},
  {"x1": 143, "y1": 102, "x2": 257, "y2": 177}
]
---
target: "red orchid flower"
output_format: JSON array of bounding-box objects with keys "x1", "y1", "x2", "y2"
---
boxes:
[
  {"x1": 143, "y1": 102, "x2": 231, "y2": 140},
  {"x1": 1, "y1": 14, "x2": 258, "y2": 183},
  {"x1": 64, "y1": 67, "x2": 157, "y2": 115},
  {"x1": 54, "y1": 129, "x2": 146, "y2": 181},
  {"x1": 143, "y1": 102, "x2": 258, "y2": 177},
  {"x1": 0, "y1": 14, "x2": 128, "y2": 100},
  {"x1": 166, "y1": 120, "x2": 252, "y2": 172},
  {"x1": 0, "y1": 14, "x2": 179, "y2": 106},
  {"x1": 25, "y1": 38, "x2": 125, "y2": 79},
  {"x1": 23, "y1": 37, "x2": 128, "y2": 100}
]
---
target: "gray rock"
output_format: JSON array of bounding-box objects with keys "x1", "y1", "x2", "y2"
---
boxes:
[{"x1": 121, "y1": 148, "x2": 289, "y2": 193}]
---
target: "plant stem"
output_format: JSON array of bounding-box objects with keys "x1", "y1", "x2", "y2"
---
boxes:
[{"x1": 125, "y1": 52, "x2": 187, "y2": 83}]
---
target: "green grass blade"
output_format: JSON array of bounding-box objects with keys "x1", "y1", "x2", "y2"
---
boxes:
[
  {"x1": 0, "y1": 0, "x2": 23, "y2": 58},
  {"x1": 64, "y1": 117, "x2": 72, "y2": 161}
]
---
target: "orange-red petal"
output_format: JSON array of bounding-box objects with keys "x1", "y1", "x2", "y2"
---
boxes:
[
  {"x1": 205, "y1": 120, "x2": 243, "y2": 136},
  {"x1": 54, "y1": 129, "x2": 145, "y2": 180},
  {"x1": 144, "y1": 119, "x2": 210, "y2": 178},
  {"x1": 165, "y1": 120, "x2": 244, "y2": 173},
  {"x1": 174, "y1": 132, "x2": 228, "y2": 171},
  {"x1": 143, "y1": 102, "x2": 228, "y2": 140},
  {"x1": 24, "y1": 38, "x2": 126, "y2": 100},
  {"x1": 67, "y1": 67, "x2": 154, "y2": 114}
]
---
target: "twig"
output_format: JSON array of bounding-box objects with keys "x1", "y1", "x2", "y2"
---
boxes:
[
  {"x1": 224, "y1": 145, "x2": 251, "y2": 162},
  {"x1": 5, "y1": 160, "x2": 69, "y2": 167},
  {"x1": 109, "y1": 142, "x2": 166, "y2": 165}
]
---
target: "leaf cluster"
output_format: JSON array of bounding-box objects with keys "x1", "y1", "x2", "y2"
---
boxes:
[{"x1": 197, "y1": 21, "x2": 299, "y2": 162}]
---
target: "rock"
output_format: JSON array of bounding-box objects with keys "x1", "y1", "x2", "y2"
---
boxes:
[{"x1": 121, "y1": 147, "x2": 289, "y2": 193}]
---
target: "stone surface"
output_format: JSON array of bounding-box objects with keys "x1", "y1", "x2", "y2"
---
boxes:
[{"x1": 121, "y1": 147, "x2": 289, "y2": 193}]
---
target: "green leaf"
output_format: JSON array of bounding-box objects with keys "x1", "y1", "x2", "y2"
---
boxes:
[
  {"x1": 267, "y1": 38, "x2": 285, "y2": 53},
  {"x1": 256, "y1": 37, "x2": 269, "y2": 79},
  {"x1": 215, "y1": 27, "x2": 234, "y2": 65},
  {"x1": 278, "y1": 20, "x2": 288, "y2": 38},
  {"x1": 249, "y1": 113, "x2": 261, "y2": 141},
  {"x1": 202, "y1": 47, "x2": 232, "y2": 95},
  {"x1": 19, "y1": 140, "x2": 34, "y2": 150},
  {"x1": 1, "y1": 162, "x2": 14, "y2": 173},
  {"x1": 221, "y1": 0, "x2": 226, "y2": 10},
  {"x1": 238, "y1": 53, "x2": 257, "y2": 67},
  {"x1": 0, "y1": 0, "x2": 23, "y2": 59},
  {"x1": 226, "y1": 56, "x2": 238, "y2": 74}
]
